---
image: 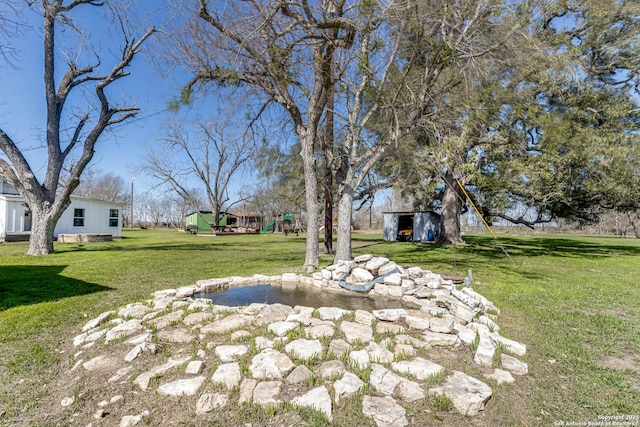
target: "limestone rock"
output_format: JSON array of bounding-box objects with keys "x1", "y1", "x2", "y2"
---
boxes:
[
  {"x1": 372, "y1": 309, "x2": 406, "y2": 322},
  {"x1": 253, "y1": 381, "x2": 282, "y2": 407},
  {"x1": 133, "y1": 356, "x2": 191, "y2": 390},
  {"x1": 216, "y1": 345, "x2": 249, "y2": 362},
  {"x1": 333, "y1": 372, "x2": 364, "y2": 403},
  {"x1": 118, "y1": 303, "x2": 150, "y2": 319},
  {"x1": 285, "y1": 339, "x2": 323, "y2": 361},
  {"x1": 422, "y1": 331, "x2": 459, "y2": 347},
  {"x1": 105, "y1": 319, "x2": 143, "y2": 343},
  {"x1": 428, "y1": 371, "x2": 492, "y2": 416},
  {"x1": 362, "y1": 395, "x2": 408, "y2": 427},
  {"x1": 239, "y1": 378, "x2": 257, "y2": 404},
  {"x1": 483, "y1": 368, "x2": 515, "y2": 385},
  {"x1": 183, "y1": 312, "x2": 214, "y2": 326},
  {"x1": 286, "y1": 365, "x2": 313, "y2": 384},
  {"x1": 395, "y1": 378, "x2": 424, "y2": 402},
  {"x1": 291, "y1": 386, "x2": 333, "y2": 422},
  {"x1": 157, "y1": 376, "x2": 206, "y2": 396},
  {"x1": 211, "y1": 362, "x2": 242, "y2": 390},
  {"x1": 249, "y1": 349, "x2": 296, "y2": 379},
  {"x1": 185, "y1": 360, "x2": 204, "y2": 375},
  {"x1": 200, "y1": 314, "x2": 252, "y2": 335},
  {"x1": 404, "y1": 310, "x2": 430, "y2": 330},
  {"x1": 317, "y1": 360, "x2": 346, "y2": 379},
  {"x1": 473, "y1": 332, "x2": 498, "y2": 367},
  {"x1": 286, "y1": 313, "x2": 312, "y2": 326},
  {"x1": 340, "y1": 321, "x2": 373, "y2": 344},
  {"x1": 196, "y1": 392, "x2": 227, "y2": 415},
  {"x1": 383, "y1": 273, "x2": 403, "y2": 287},
  {"x1": 157, "y1": 327, "x2": 193, "y2": 344},
  {"x1": 354, "y1": 309, "x2": 375, "y2": 326},
  {"x1": 365, "y1": 257, "x2": 390, "y2": 273},
  {"x1": 349, "y1": 349, "x2": 371, "y2": 370},
  {"x1": 348, "y1": 267, "x2": 374, "y2": 283},
  {"x1": 429, "y1": 317, "x2": 455, "y2": 334},
  {"x1": 255, "y1": 303, "x2": 294, "y2": 326},
  {"x1": 391, "y1": 357, "x2": 444, "y2": 381},
  {"x1": 378, "y1": 262, "x2": 400, "y2": 277},
  {"x1": 366, "y1": 342, "x2": 394, "y2": 364},
  {"x1": 82, "y1": 311, "x2": 115, "y2": 332},
  {"x1": 306, "y1": 324, "x2": 334, "y2": 339},
  {"x1": 370, "y1": 364, "x2": 403, "y2": 396},
  {"x1": 501, "y1": 354, "x2": 528, "y2": 375},
  {"x1": 328, "y1": 339, "x2": 352, "y2": 358},
  {"x1": 317, "y1": 307, "x2": 351, "y2": 321}
]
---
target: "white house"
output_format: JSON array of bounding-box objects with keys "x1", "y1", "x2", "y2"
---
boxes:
[{"x1": 0, "y1": 179, "x2": 124, "y2": 242}]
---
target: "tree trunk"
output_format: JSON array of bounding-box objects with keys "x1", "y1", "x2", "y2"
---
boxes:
[
  {"x1": 323, "y1": 87, "x2": 334, "y2": 255},
  {"x1": 300, "y1": 130, "x2": 320, "y2": 272},
  {"x1": 27, "y1": 202, "x2": 58, "y2": 255},
  {"x1": 334, "y1": 181, "x2": 355, "y2": 262},
  {"x1": 436, "y1": 170, "x2": 465, "y2": 245}
]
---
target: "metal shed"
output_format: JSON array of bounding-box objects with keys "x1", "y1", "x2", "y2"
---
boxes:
[{"x1": 383, "y1": 211, "x2": 441, "y2": 242}]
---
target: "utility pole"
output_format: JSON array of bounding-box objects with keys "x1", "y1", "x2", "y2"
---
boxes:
[{"x1": 130, "y1": 177, "x2": 135, "y2": 230}]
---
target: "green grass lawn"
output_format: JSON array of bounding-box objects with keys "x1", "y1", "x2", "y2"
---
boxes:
[{"x1": 1, "y1": 229, "x2": 639, "y2": 426}]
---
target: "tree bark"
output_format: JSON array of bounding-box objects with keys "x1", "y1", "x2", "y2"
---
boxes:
[
  {"x1": 323, "y1": 85, "x2": 334, "y2": 255},
  {"x1": 300, "y1": 128, "x2": 320, "y2": 272},
  {"x1": 436, "y1": 169, "x2": 465, "y2": 245},
  {"x1": 334, "y1": 180, "x2": 355, "y2": 262}
]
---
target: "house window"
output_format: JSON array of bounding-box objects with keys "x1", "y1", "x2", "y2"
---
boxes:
[
  {"x1": 74, "y1": 209, "x2": 85, "y2": 227},
  {"x1": 109, "y1": 209, "x2": 119, "y2": 227}
]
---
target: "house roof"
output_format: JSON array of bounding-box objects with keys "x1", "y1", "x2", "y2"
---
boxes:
[{"x1": 382, "y1": 211, "x2": 440, "y2": 217}]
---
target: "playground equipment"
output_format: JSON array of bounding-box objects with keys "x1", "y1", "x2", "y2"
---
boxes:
[{"x1": 261, "y1": 213, "x2": 302, "y2": 235}]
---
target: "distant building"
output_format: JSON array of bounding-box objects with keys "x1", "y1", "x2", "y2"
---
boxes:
[
  {"x1": 0, "y1": 179, "x2": 124, "y2": 242},
  {"x1": 185, "y1": 211, "x2": 263, "y2": 233},
  {"x1": 383, "y1": 211, "x2": 441, "y2": 242}
]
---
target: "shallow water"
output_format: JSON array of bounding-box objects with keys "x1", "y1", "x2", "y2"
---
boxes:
[{"x1": 195, "y1": 283, "x2": 408, "y2": 311}]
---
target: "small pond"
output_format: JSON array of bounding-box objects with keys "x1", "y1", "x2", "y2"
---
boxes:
[{"x1": 195, "y1": 283, "x2": 408, "y2": 311}]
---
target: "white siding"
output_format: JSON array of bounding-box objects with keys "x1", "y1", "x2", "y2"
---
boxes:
[
  {"x1": 383, "y1": 213, "x2": 399, "y2": 241},
  {"x1": 54, "y1": 197, "x2": 124, "y2": 237},
  {"x1": 0, "y1": 196, "x2": 29, "y2": 236}
]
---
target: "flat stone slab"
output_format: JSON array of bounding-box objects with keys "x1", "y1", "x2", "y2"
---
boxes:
[
  {"x1": 391, "y1": 357, "x2": 445, "y2": 381},
  {"x1": 286, "y1": 365, "x2": 313, "y2": 384},
  {"x1": 105, "y1": 319, "x2": 143, "y2": 343},
  {"x1": 291, "y1": 386, "x2": 333, "y2": 422},
  {"x1": 285, "y1": 339, "x2": 323, "y2": 361},
  {"x1": 340, "y1": 321, "x2": 373, "y2": 344},
  {"x1": 317, "y1": 360, "x2": 346, "y2": 379},
  {"x1": 249, "y1": 349, "x2": 296, "y2": 379},
  {"x1": 429, "y1": 371, "x2": 492, "y2": 416},
  {"x1": 211, "y1": 362, "x2": 242, "y2": 390},
  {"x1": 370, "y1": 364, "x2": 403, "y2": 396},
  {"x1": 196, "y1": 392, "x2": 228, "y2": 415},
  {"x1": 362, "y1": 395, "x2": 408, "y2": 427},
  {"x1": 253, "y1": 381, "x2": 282, "y2": 407},
  {"x1": 200, "y1": 314, "x2": 252, "y2": 335},
  {"x1": 317, "y1": 307, "x2": 351, "y2": 321},
  {"x1": 157, "y1": 376, "x2": 205, "y2": 396},
  {"x1": 268, "y1": 321, "x2": 300, "y2": 337},
  {"x1": 333, "y1": 372, "x2": 364, "y2": 403},
  {"x1": 372, "y1": 309, "x2": 406, "y2": 322},
  {"x1": 306, "y1": 324, "x2": 335, "y2": 339},
  {"x1": 215, "y1": 345, "x2": 249, "y2": 362}
]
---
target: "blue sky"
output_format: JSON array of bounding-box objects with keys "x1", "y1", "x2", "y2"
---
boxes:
[{"x1": 0, "y1": 1, "x2": 239, "y2": 197}]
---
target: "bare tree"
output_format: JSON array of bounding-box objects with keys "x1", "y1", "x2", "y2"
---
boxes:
[
  {"x1": 73, "y1": 168, "x2": 129, "y2": 203},
  {"x1": 0, "y1": 1, "x2": 155, "y2": 255},
  {"x1": 172, "y1": 0, "x2": 357, "y2": 270},
  {"x1": 141, "y1": 119, "x2": 255, "y2": 231}
]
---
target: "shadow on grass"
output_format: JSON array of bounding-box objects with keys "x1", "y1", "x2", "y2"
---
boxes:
[{"x1": 0, "y1": 265, "x2": 112, "y2": 311}]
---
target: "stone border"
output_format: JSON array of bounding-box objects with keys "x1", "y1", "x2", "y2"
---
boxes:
[{"x1": 69, "y1": 255, "x2": 529, "y2": 426}]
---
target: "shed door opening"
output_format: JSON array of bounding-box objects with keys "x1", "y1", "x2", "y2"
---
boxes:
[{"x1": 397, "y1": 214, "x2": 414, "y2": 241}]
